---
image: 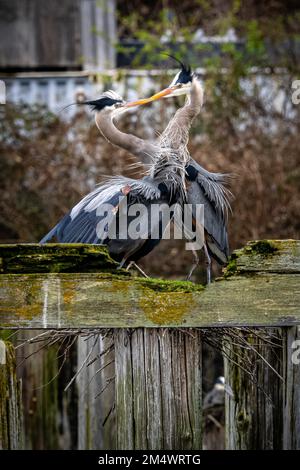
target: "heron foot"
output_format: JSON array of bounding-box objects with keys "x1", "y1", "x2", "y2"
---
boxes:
[
  {"x1": 186, "y1": 249, "x2": 199, "y2": 281},
  {"x1": 126, "y1": 261, "x2": 149, "y2": 278},
  {"x1": 203, "y1": 243, "x2": 212, "y2": 285}
]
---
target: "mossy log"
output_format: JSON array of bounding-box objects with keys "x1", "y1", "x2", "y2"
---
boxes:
[
  {"x1": 0, "y1": 340, "x2": 23, "y2": 449},
  {"x1": 0, "y1": 240, "x2": 299, "y2": 328},
  {"x1": 114, "y1": 329, "x2": 202, "y2": 450},
  {"x1": 0, "y1": 243, "x2": 120, "y2": 274},
  {"x1": 0, "y1": 240, "x2": 299, "y2": 450}
]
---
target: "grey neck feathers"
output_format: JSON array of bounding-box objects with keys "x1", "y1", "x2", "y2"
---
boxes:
[{"x1": 95, "y1": 112, "x2": 158, "y2": 164}]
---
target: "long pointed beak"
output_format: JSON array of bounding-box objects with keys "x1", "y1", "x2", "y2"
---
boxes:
[{"x1": 124, "y1": 87, "x2": 174, "y2": 108}]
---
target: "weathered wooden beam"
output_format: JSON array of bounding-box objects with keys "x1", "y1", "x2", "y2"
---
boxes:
[
  {"x1": 0, "y1": 272, "x2": 299, "y2": 328},
  {"x1": 0, "y1": 240, "x2": 299, "y2": 328},
  {"x1": 0, "y1": 340, "x2": 23, "y2": 449},
  {"x1": 224, "y1": 329, "x2": 283, "y2": 449},
  {"x1": 114, "y1": 329, "x2": 202, "y2": 450}
]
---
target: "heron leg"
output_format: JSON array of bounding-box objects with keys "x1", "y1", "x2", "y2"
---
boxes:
[
  {"x1": 203, "y1": 243, "x2": 212, "y2": 285},
  {"x1": 125, "y1": 261, "x2": 149, "y2": 278},
  {"x1": 186, "y1": 249, "x2": 199, "y2": 281},
  {"x1": 117, "y1": 258, "x2": 127, "y2": 270}
]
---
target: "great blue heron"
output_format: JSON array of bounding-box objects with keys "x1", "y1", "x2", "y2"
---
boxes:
[
  {"x1": 114, "y1": 63, "x2": 232, "y2": 283},
  {"x1": 40, "y1": 90, "x2": 187, "y2": 275},
  {"x1": 164, "y1": 66, "x2": 231, "y2": 283}
]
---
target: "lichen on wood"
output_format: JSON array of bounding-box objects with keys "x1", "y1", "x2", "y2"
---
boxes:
[{"x1": 0, "y1": 272, "x2": 299, "y2": 328}]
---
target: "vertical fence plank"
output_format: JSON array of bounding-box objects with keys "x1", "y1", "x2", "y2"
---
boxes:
[
  {"x1": 114, "y1": 329, "x2": 135, "y2": 450},
  {"x1": 17, "y1": 330, "x2": 77, "y2": 450},
  {"x1": 114, "y1": 328, "x2": 202, "y2": 450},
  {"x1": 283, "y1": 326, "x2": 300, "y2": 449},
  {"x1": 16, "y1": 331, "x2": 62, "y2": 449},
  {"x1": 224, "y1": 329, "x2": 283, "y2": 449},
  {"x1": 77, "y1": 334, "x2": 115, "y2": 450},
  {"x1": 0, "y1": 340, "x2": 23, "y2": 449}
]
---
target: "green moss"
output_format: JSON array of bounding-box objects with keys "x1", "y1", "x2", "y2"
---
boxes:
[
  {"x1": 223, "y1": 240, "x2": 282, "y2": 278},
  {"x1": 248, "y1": 240, "x2": 278, "y2": 255},
  {"x1": 0, "y1": 243, "x2": 122, "y2": 274},
  {"x1": 136, "y1": 277, "x2": 204, "y2": 293},
  {"x1": 223, "y1": 254, "x2": 238, "y2": 278},
  {"x1": 138, "y1": 290, "x2": 193, "y2": 325}
]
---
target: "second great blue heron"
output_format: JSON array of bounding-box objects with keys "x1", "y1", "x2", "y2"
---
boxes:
[{"x1": 115, "y1": 66, "x2": 232, "y2": 283}]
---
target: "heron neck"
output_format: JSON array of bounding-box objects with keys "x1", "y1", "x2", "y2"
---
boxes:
[
  {"x1": 94, "y1": 112, "x2": 157, "y2": 164},
  {"x1": 95, "y1": 112, "x2": 132, "y2": 152}
]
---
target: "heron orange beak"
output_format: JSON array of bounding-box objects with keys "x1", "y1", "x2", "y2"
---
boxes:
[{"x1": 124, "y1": 87, "x2": 175, "y2": 108}]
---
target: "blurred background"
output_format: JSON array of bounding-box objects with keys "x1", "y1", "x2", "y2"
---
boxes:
[
  {"x1": 0, "y1": 0, "x2": 300, "y2": 281},
  {"x1": 0, "y1": 0, "x2": 299, "y2": 450}
]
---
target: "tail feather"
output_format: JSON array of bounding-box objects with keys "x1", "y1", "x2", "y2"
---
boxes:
[{"x1": 39, "y1": 223, "x2": 59, "y2": 244}]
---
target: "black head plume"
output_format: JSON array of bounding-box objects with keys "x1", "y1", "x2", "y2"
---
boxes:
[
  {"x1": 82, "y1": 96, "x2": 123, "y2": 111},
  {"x1": 161, "y1": 52, "x2": 192, "y2": 85},
  {"x1": 59, "y1": 91, "x2": 124, "y2": 113}
]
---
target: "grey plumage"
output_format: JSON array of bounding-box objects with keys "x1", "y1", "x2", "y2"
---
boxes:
[
  {"x1": 40, "y1": 75, "x2": 231, "y2": 280},
  {"x1": 128, "y1": 76, "x2": 232, "y2": 272}
]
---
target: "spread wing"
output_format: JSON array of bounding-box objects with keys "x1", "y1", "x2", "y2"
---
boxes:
[
  {"x1": 186, "y1": 160, "x2": 232, "y2": 264},
  {"x1": 39, "y1": 177, "x2": 161, "y2": 246}
]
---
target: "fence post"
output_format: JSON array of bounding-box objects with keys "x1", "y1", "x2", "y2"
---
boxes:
[
  {"x1": 77, "y1": 334, "x2": 115, "y2": 449},
  {"x1": 224, "y1": 329, "x2": 283, "y2": 449},
  {"x1": 16, "y1": 331, "x2": 62, "y2": 449},
  {"x1": 0, "y1": 340, "x2": 23, "y2": 449},
  {"x1": 283, "y1": 326, "x2": 300, "y2": 449},
  {"x1": 114, "y1": 328, "x2": 202, "y2": 450}
]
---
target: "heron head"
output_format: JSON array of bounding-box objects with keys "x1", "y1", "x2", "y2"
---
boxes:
[
  {"x1": 166, "y1": 57, "x2": 193, "y2": 97},
  {"x1": 82, "y1": 90, "x2": 127, "y2": 116},
  {"x1": 124, "y1": 58, "x2": 194, "y2": 107}
]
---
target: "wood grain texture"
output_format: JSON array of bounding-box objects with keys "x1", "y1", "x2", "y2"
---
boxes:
[
  {"x1": 114, "y1": 329, "x2": 202, "y2": 450},
  {"x1": 0, "y1": 340, "x2": 23, "y2": 449},
  {"x1": 224, "y1": 329, "x2": 283, "y2": 449},
  {"x1": 14, "y1": 331, "x2": 61, "y2": 449},
  {"x1": 283, "y1": 326, "x2": 300, "y2": 449},
  {"x1": 77, "y1": 334, "x2": 115, "y2": 450}
]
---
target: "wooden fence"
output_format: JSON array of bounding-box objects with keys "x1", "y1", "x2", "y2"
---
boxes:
[{"x1": 0, "y1": 240, "x2": 299, "y2": 449}]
